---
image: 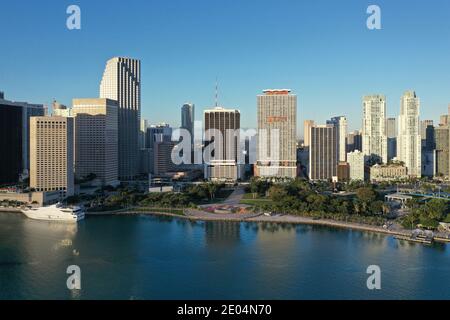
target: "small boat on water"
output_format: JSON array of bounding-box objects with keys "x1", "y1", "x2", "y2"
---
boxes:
[{"x1": 21, "y1": 203, "x2": 85, "y2": 223}]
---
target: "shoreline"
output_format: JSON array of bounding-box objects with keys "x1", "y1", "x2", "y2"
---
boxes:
[
  {"x1": 87, "y1": 208, "x2": 450, "y2": 244},
  {"x1": 3, "y1": 207, "x2": 449, "y2": 244}
]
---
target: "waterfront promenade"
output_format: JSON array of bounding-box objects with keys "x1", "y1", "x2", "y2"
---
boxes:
[{"x1": 102, "y1": 207, "x2": 450, "y2": 244}]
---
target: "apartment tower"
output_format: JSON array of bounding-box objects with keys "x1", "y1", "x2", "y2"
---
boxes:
[
  {"x1": 256, "y1": 89, "x2": 297, "y2": 178},
  {"x1": 362, "y1": 95, "x2": 388, "y2": 163},
  {"x1": 397, "y1": 91, "x2": 421, "y2": 177}
]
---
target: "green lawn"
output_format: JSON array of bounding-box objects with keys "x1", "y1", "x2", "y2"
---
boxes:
[
  {"x1": 242, "y1": 193, "x2": 267, "y2": 200},
  {"x1": 134, "y1": 207, "x2": 185, "y2": 216},
  {"x1": 240, "y1": 194, "x2": 275, "y2": 206}
]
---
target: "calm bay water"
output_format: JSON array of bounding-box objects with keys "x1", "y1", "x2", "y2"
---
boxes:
[{"x1": 0, "y1": 212, "x2": 449, "y2": 300}]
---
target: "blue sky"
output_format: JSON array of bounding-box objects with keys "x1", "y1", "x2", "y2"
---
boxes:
[{"x1": 1, "y1": 0, "x2": 450, "y2": 135}]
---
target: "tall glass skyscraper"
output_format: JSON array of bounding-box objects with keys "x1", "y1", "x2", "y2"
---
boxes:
[{"x1": 181, "y1": 103, "x2": 195, "y2": 146}]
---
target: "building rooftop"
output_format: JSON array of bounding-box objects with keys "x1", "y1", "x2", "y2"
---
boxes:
[
  {"x1": 262, "y1": 89, "x2": 292, "y2": 95},
  {"x1": 204, "y1": 107, "x2": 240, "y2": 113}
]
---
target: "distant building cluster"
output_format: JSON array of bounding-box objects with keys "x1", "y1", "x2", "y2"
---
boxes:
[
  {"x1": 302, "y1": 91, "x2": 450, "y2": 184},
  {"x1": 2, "y1": 56, "x2": 450, "y2": 206}
]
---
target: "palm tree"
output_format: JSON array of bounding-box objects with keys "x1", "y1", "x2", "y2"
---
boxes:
[{"x1": 206, "y1": 183, "x2": 219, "y2": 201}]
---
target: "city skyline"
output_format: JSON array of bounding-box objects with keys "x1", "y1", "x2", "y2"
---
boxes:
[{"x1": 2, "y1": 1, "x2": 450, "y2": 133}]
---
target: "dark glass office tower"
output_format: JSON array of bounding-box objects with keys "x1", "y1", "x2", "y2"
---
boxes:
[{"x1": 0, "y1": 104, "x2": 22, "y2": 185}]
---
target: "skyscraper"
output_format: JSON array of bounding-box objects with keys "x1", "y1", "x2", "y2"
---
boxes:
[
  {"x1": 146, "y1": 123, "x2": 173, "y2": 149},
  {"x1": 255, "y1": 89, "x2": 297, "y2": 178},
  {"x1": 100, "y1": 57, "x2": 141, "y2": 180},
  {"x1": 181, "y1": 103, "x2": 195, "y2": 164},
  {"x1": 181, "y1": 103, "x2": 195, "y2": 145},
  {"x1": 397, "y1": 91, "x2": 421, "y2": 177},
  {"x1": 362, "y1": 95, "x2": 388, "y2": 164},
  {"x1": 327, "y1": 116, "x2": 347, "y2": 162},
  {"x1": 153, "y1": 140, "x2": 177, "y2": 176},
  {"x1": 386, "y1": 118, "x2": 397, "y2": 161},
  {"x1": 346, "y1": 130, "x2": 362, "y2": 153},
  {"x1": 420, "y1": 120, "x2": 435, "y2": 151},
  {"x1": 303, "y1": 120, "x2": 314, "y2": 147},
  {"x1": 72, "y1": 98, "x2": 119, "y2": 187},
  {"x1": 309, "y1": 124, "x2": 338, "y2": 181},
  {"x1": 0, "y1": 103, "x2": 22, "y2": 185},
  {"x1": 434, "y1": 125, "x2": 449, "y2": 178},
  {"x1": 421, "y1": 120, "x2": 434, "y2": 142},
  {"x1": 30, "y1": 116, "x2": 74, "y2": 197},
  {"x1": 139, "y1": 119, "x2": 149, "y2": 150},
  {"x1": 204, "y1": 107, "x2": 242, "y2": 181},
  {"x1": 0, "y1": 95, "x2": 45, "y2": 185}
]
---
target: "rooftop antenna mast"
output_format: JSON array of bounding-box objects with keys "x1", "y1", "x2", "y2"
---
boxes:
[{"x1": 215, "y1": 77, "x2": 219, "y2": 107}]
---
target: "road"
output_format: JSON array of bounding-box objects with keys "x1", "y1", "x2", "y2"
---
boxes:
[{"x1": 221, "y1": 187, "x2": 246, "y2": 205}]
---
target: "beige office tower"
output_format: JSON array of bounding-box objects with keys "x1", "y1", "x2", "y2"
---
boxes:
[
  {"x1": 72, "y1": 98, "x2": 119, "y2": 187},
  {"x1": 309, "y1": 124, "x2": 338, "y2": 181},
  {"x1": 30, "y1": 116, "x2": 74, "y2": 197},
  {"x1": 100, "y1": 57, "x2": 140, "y2": 180},
  {"x1": 362, "y1": 95, "x2": 388, "y2": 163},
  {"x1": 256, "y1": 90, "x2": 297, "y2": 178},
  {"x1": 303, "y1": 120, "x2": 314, "y2": 147},
  {"x1": 204, "y1": 107, "x2": 243, "y2": 181},
  {"x1": 397, "y1": 91, "x2": 421, "y2": 177}
]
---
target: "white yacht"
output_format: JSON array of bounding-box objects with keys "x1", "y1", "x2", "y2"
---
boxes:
[{"x1": 21, "y1": 203, "x2": 85, "y2": 223}]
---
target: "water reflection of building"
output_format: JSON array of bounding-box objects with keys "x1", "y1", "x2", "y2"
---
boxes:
[
  {"x1": 204, "y1": 222, "x2": 240, "y2": 247},
  {"x1": 0, "y1": 214, "x2": 78, "y2": 299}
]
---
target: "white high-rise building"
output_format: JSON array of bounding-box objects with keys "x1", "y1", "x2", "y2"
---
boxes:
[
  {"x1": 256, "y1": 89, "x2": 297, "y2": 178},
  {"x1": 397, "y1": 91, "x2": 421, "y2": 177},
  {"x1": 362, "y1": 95, "x2": 388, "y2": 163},
  {"x1": 347, "y1": 150, "x2": 366, "y2": 181},
  {"x1": 327, "y1": 116, "x2": 347, "y2": 162},
  {"x1": 100, "y1": 57, "x2": 141, "y2": 180}
]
